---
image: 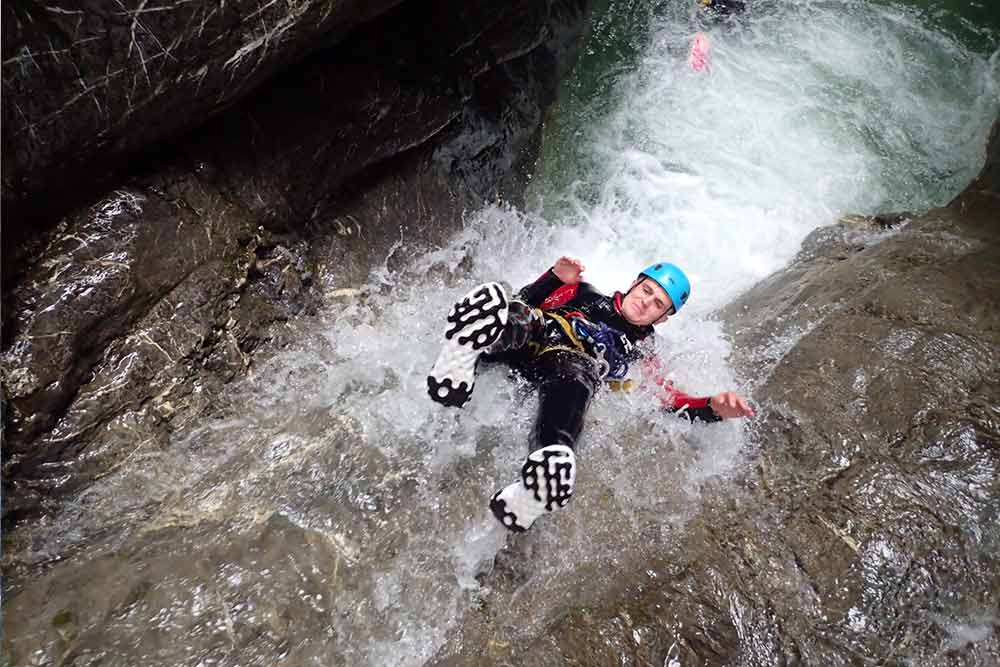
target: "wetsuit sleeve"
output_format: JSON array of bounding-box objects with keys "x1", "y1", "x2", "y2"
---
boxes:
[
  {"x1": 662, "y1": 386, "x2": 722, "y2": 423},
  {"x1": 516, "y1": 268, "x2": 569, "y2": 307},
  {"x1": 639, "y1": 355, "x2": 722, "y2": 423}
]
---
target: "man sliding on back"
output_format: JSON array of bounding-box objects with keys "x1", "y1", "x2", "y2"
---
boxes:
[{"x1": 427, "y1": 257, "x2": 754, "y2": 532}]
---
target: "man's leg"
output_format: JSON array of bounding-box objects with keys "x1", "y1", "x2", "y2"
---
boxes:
[
  {"x1": 490, "y1": 352, "x2": 600, "y2": 532},
  {"x1": 530, "y1": 351, "x2": 599, "y2": 451},
  {"x1": 427, "y1": 284, "x2": 543, "y2": 408}
]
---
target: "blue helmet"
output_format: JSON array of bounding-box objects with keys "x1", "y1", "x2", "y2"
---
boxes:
[{"x1": 638, "y1": 262, "x2": 691, "y2": 314}]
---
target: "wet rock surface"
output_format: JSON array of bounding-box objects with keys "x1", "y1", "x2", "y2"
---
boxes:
[
  {"x1": 462, "y1": 120, "x2": 1000, "y2": 665},
  {"x1": 1, "y1": 0, "x2": 403, "y2": 246},
  {"x1": 2, "y1": 0, "x2": 589, "y2": 526}
]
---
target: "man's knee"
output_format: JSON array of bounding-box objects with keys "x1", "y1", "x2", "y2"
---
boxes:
[{"x1": 541, "y1": 352, "x2": 601, "y2": 395}]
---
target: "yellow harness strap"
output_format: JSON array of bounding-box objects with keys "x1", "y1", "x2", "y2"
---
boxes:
[{"x1": 539, "y1": 311, "x2": 587, "y2": 352}]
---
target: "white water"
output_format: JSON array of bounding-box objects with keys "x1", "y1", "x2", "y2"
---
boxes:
[
  {"x1": 13, "y1": 1, "x2": 999, "y2": 665},
  {"x1": 273, "y1": 2, "x2": 997, "y2": 660}
]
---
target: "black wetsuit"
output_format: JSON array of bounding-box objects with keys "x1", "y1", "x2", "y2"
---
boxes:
[
  {"x1": 699, "y1": 0, "x2": 746, "y2": 18},
  {"x1": 486, "y1": 269, "x2": 719, "y2": 452}
]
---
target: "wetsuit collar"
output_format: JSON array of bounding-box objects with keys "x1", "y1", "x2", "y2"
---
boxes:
[{"x1": 613, "y1": 291, "x2": 625, "y2": 315}]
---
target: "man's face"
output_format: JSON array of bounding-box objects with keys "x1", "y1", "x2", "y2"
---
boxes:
[{"x1": 621, "y1": 277, "x2": 674, "y2": 326}]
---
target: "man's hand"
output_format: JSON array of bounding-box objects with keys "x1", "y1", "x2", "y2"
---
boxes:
[
  {"x1": 709, "y1": 391, "x2": 755, "y2": 419},
  {"x1": 552, "y1": 256, "x2": 585, "y2": 285}
]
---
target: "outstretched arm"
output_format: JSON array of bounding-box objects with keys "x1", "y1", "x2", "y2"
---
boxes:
[
  {"x1": 517, "y1": 256, "x2": 587, "y2": 307},
  {"x1": 640, "y1": 355, "x2": 754, "y2": 423}
]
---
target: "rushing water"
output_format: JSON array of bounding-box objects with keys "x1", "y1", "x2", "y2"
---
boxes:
[{"x1": 5, "y1": 1, "x2": 999, "y2": 665}]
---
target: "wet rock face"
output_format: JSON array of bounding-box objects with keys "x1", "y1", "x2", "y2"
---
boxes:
[
  {"x1": 1, "y1": 0, "x2": 402, "y2": 247},
  {"x1": 1, "y1": 0, "x2": 574, "y2": 272},
  {"x1": 2, "y1": 0, "x2": 590, "y2": 524},
  {"x1": 489, "y1": 121, "x2": 1000, "y2": 664},
  {"x1": 1, "y1": 183, "x2": 307, "y2": 523}
]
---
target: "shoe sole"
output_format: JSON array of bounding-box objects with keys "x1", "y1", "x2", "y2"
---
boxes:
[
  {"x1": 427, "y1": 282, "x2": 508, "y2": 408},
  {"x1": 490, "y1": 444, "x2": 576, "y2": 532},
  {"x1": 490, "y1": 491, "x2": 528, "y2": 532}
]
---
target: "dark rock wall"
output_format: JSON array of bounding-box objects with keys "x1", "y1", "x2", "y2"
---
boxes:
[
  {"x1": 2, "y1": 0, "x2": 403, "y2": 251},
  {"x1": 1, "y1": 0, "x2": 590, "y2": 525}
]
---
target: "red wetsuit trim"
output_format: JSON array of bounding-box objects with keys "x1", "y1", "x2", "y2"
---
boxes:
[
  {"x1": 641, "y1": 356, "x2": 712, "y2": 411},
  {"x1": 540, "y1": 279, "x2": 626, "y2": 317},
  {"x1": 540, "y1": 282, "x2": 579, "y2": 310},
  {"x1": 667, "y1": 391, "x2": 711, "y2": 411}
]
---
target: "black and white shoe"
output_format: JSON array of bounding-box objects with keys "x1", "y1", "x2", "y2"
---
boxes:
[
  {"x1": 490, "y1": 444, "x2": 576, "y2": 532},
  {"x1": 427, "y1": 282, "x2": 509, "y2": 408}
]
